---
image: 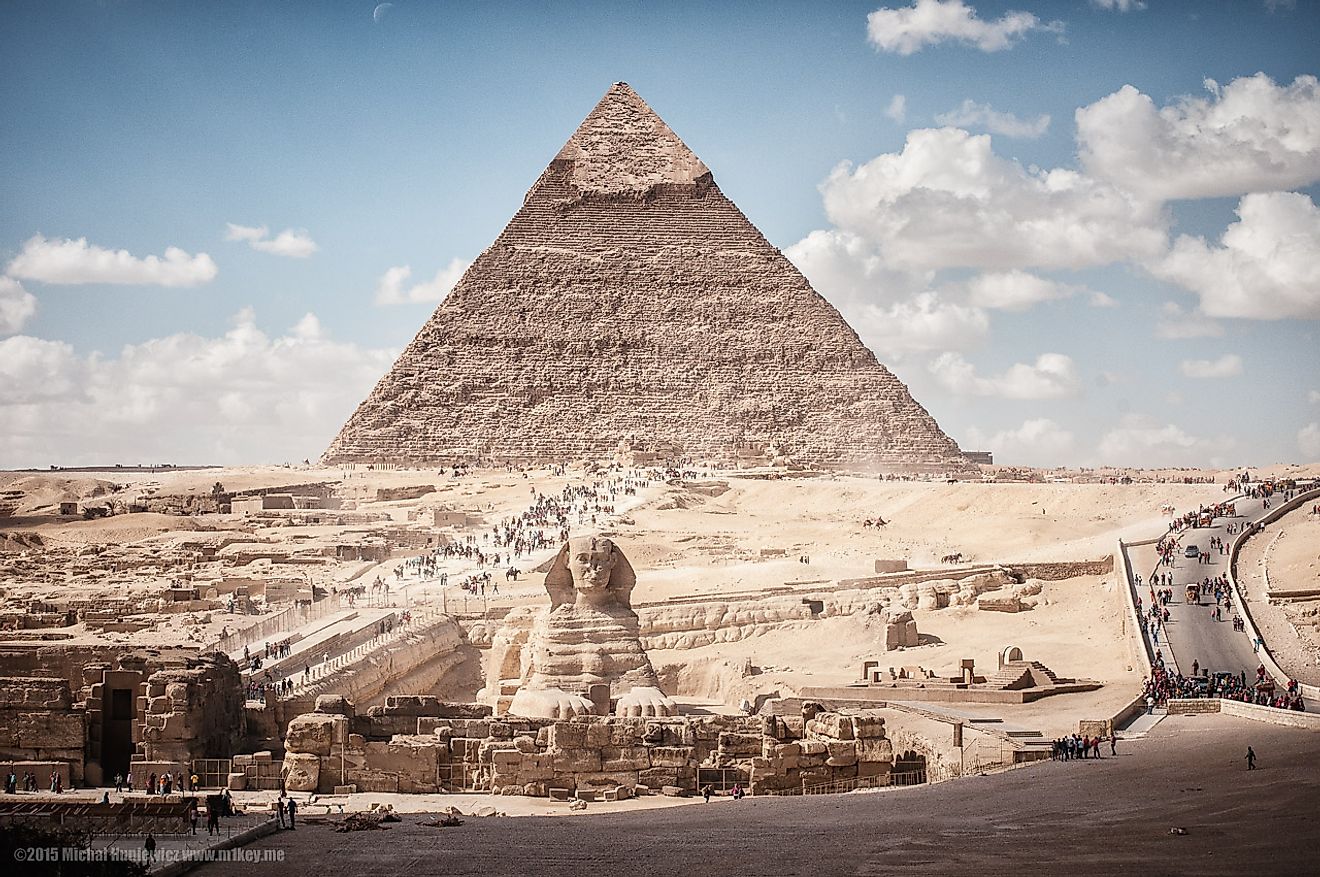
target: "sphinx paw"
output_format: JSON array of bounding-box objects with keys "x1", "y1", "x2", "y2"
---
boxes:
[
  {"x1": 615, "y1": 686, "x2": 676, "y2": 718},
  {"x1": 509, "y1": 688, "x2": 595, "y2": 720}
]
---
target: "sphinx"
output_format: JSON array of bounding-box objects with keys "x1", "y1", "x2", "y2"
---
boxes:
[{"x1": 504, "y1": 535, "x2": 675, "y2": 719}]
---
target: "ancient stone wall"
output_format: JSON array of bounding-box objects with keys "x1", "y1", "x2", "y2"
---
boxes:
[
  {"x1": 1007, "y1": 557, "x2": 1114, "y2": 580},
  {"x1": 0, "y1": 677, "x2": 85, "y2": 783},
  {"x1": 136, "y1": 653, "x2": 245, "y2": 765},
  {"x1": 633, "y1": 569, "x2": 1018, "y2": 651},
  {"x1": 294, "y1": 614, "x2": 481, "y2": 711},
  {"x1": 282, "y1": 695, "x2": 903, "y2": 797}
]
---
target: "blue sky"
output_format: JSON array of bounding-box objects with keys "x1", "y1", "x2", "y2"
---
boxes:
[{"x1": 2, "y1": 0, "x2": 1318, "y2": 468}]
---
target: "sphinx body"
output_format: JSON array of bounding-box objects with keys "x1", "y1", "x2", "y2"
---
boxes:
[{"x1": 506, "y1": 536, "x2": 675, "y2": 719}]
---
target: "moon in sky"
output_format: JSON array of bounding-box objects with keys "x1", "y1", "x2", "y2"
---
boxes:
[{"x1": 372, "y1": 3, "x2": 393, "y2": 24}]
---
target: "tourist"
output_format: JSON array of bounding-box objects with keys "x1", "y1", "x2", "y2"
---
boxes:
[
  {"x1": 207, "y1": 805, "x2": 220, "y2": 835},
  {"x1": 1109, "y1": 733, "x2": 1117, "y2": 756},
  {"x1": 114, "y1": 772, "x2": 123, "y2": 793},
  {"x1": 701, "y1": 783, "x2": 714, "y2": 803},
  {"x1": 144, "y1": 834, "x2": 156, "y2": 864},
  {"x1": 1246, "y1": 746, "x2": 1257, "y2": 770},
  {"x1": 148, "y1": 772, "x2": 157, "y2": 795},
  {"x1": 731, "y1": 783, "x2": 745, "y2": 800},
  {"x1": 277, "y1": 791, "x2": 287, "y2": 828},
  {"x1": 189, "y1": 804, "x2": 199, "y2": 835},
  {"x1": 286, "y1": 796, "x2": 297, "y2": 829}
]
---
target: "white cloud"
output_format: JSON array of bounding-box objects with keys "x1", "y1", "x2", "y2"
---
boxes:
[
  {"x1": 784, "y1": 230, "x2": 987, "y2": 359},
  {"x1": 1309, "y1": 390, "x2": 1320, "y2": 404},
  {"x1": 1076, "y1": 74, "x2": 1320, "y2": 201},
  {"x1": 929, "y1": 352, "x2": 1080, "y2": 399},
  {"x1": 0, "y1": 309, "x2": 396, "y2": 467},
  {"x1": 1148, "y1": 192, "x2": 1320, "y2": 320},
  {"x1": 818, "y1": 127, "x2": 1167, "y2": 272},
  {"x1": 373, "y1": 258, "x2": 470, "y2": 306},
  {"x1": 1097, "y1": 414, "x2": 1235, "y2": 467},
  {"x1": 934, "y1": 100, "x2": 1050, "y2": 139},
  {"x1": 1092, "y1": 0, "x2": 1145, "y2": 11},
  {"x1": 1088, "y1": 291, "x2": 1118, "y2": 308},
  {"x1": 1154, "y1": 302, "x2": 1224, "y2": 339},
  {"x1": 1179, "y1": 354, "x2": 1243, "y2": 379},
  {"x1": 0, "y1": 277, "x2": 37, "y2": 335},
  {"x1": 6, "y1": 235, "x2": 217, "y2": 287},
  {"x1": 885, "y1": 94, "x2": 907, "y2": 124},
  {"x1": 963, "y1": 270, "x2": 1074, "y2": 311},
  {"x1": 0, "y1": 336, "x2": 85, "y2": 404},
  {"x1": 224, "y1": 223, "x2": 318, "y2": 258},
  {"x1": 1300, "y1": 423, "x2": 1320, "y2": 459},
  {"x1": 963, "y1": 418, "x2": 1075, "y2": 466},
  {"x1": 866, "y1": 0, "x2": 1061, "y2": 55}
]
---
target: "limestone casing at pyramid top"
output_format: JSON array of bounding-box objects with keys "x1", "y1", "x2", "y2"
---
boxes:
[{"x1": 552, "y1": 82, "x2": 712, "y2": 196}]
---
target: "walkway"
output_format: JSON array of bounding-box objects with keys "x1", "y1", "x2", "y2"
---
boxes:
[{"x1": 1123, "y1": 480, "x2": 1319, "y2": 691}]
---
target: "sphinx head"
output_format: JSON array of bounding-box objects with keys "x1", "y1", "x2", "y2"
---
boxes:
[{"x1": 544, "y1": 534, "x2": 637, "y2": 610}]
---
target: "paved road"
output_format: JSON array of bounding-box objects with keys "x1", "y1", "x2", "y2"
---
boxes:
[
  {"x1": 1125, "y1": 485, "x2": 1317, "y2": 683},
  {"x1": 1127, "y1": 498, "x2": 1260, "y2": 678}
]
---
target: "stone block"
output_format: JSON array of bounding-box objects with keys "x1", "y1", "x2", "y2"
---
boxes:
[
  {"x1": 585, "y1": 722, "x2": 612, "y2": 748},
  {"x1": 638, "y1": 767, "x2": 680, "y2": 789},
  {"x1": 826, "y1": 741, "x2": 857, "y2": 767},
  {"x1": 717, "y1": 732, "x2": 761, "y2": 756},
  {"x1": 799, "y1": 740, "x2": 827, "y2": 757},
  {"x1": 284, "y1": 713, "x2": 346, "y2": 756},
  {"x1": 806, "y1": 713, "x2": 853, "y2": 740},
  {"x1": 552, "y1": 748, "x2": 602, "y2": 774},
  {"x1": 315, "y1": 695, "x2": 354, "y2": 716},
  {"x1": 547, "y1": 721, "x2": 588, "y2": 749},
  {"x1": 647, "y1": 746, "x2": 694, "y2": 768},
  {"x1": 852, "y1": 716, "x2": 887, "y2": 739},
  {"x1": 282, "y1": 752, "x2": 320, "y2": 793},
  {"x1": 227, "y1": 772, "x2": 247, "y2": 791},
  {"x1": 600, "y1": 746, "x2": 650, "y2": 772},
  {"x1": 856, "y1": 738, "x2": 893, "y2": 763}
]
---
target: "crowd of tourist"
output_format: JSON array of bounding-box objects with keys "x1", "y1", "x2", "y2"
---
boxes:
[
  {"x1": 1143, "y1": 663, "x2": 1306, "y2": 712},
  {"x1": 1050, "y1": 733, "x2": 1113, "y2": 761}
]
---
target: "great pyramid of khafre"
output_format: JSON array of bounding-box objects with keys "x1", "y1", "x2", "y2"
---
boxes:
[{"x1": 325, "y1": 82, "x2": 970, "y2": 470}]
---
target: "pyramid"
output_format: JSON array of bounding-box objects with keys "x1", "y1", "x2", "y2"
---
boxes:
[{"x1": 325, "y1": 83, "x2": 970, "y2": 471}]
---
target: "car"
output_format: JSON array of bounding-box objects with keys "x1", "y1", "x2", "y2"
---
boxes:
[{"x1": 1184, "y1": 545, "x2": 1200, "y2": 558}]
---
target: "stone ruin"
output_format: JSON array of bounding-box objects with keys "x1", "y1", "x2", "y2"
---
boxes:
[
  {"x1": 0, "y1": 647, "x2": 244, "y2": 788},
  {"x1": 486, "y1": 535, "x2": 675, "y2": 719},
  {"x1": 323, "y1": 82, "x2": 972, "y2": 471},
  {"x1": 821, "y1": 645, "x2": 1100, "y2": 705},
  {"x1": 281, "y1": 694, "x2": 895, "y2": 798}
]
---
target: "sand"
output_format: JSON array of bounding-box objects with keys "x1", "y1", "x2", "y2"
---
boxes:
[{"x1": 1239, "y1": 504, "x2": 1320, "y2": 685}]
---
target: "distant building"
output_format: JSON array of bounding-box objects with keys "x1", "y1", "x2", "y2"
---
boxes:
[{"x1": 963, "y1": 451, "x2": 994, "y2": 465}]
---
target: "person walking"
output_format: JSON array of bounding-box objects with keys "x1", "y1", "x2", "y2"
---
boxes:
[
  {"x1": 1109, "y1": 733, "x2": 1117, "y2": 756},
  {"x1": 277, "y1": 792, "x2": 287, "y2": 829},
  {"x1": 286, "y1": 796, "x2": 297, "y2": 830},
  {"x1": 1246, "y1": 746, "x2": 1257, "y2": 770}
]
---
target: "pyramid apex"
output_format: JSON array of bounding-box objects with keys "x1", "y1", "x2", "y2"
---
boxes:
[{"x1": 553, "y1": 83, "x2": 710, "y2": 196}]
